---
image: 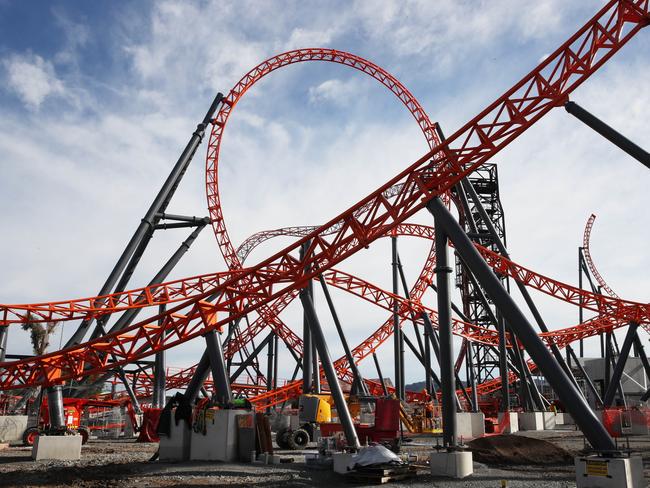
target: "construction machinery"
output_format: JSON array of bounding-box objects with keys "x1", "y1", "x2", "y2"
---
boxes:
[{"x1": 22, "y1": 397, "x2": 140, "y2": 446}]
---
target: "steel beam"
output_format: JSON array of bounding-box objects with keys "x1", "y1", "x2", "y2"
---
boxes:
[
  {"x1": 434, "y1": 224, "x2": 457, "y2": 447},
  {"x1": 496, "y1": 313, "x2": 510, "y2": 411},
  {"x1": 427, "y1": 197, "x2": 616, "y2": 453},
  {"x1": 565, "y1": 101, "x2": 650, "y2": 170},
  {"x1": 184, "y1": 351, "x2": 211, "y2": 404},
  {"x1": 205, "y1": 330, "x2": 232, "y2": 406},
  {"x1": 396, "y1": 254, "x2": 425, "y2": 357},
  {"x1": 152, "y1": 304, "x2": 167, "y2": 408},
  {"x1": 46, "y1": 386, "x2": 65, "y2": 429},
  {"x1": 300, "y1": 242, "x2": 313, "y2": 394},
  {"x1": 300, "y1": 291, "x2": 360, "y2": 449},
  {"x1": 603, "y1": 323, "x2": 639, "y2": 408},
  {"x1": 0, "y1": 327, "x2": 7, "y2": 363},
  {"x1": 391, "y1": 236, "x2": 404, "y2": 400},
  {"x1": 632, "y1": 332, "x2": 650, "y2": 382},
  {"x1": 567, "y1": 345, "x2": 603, "y2": 407},
  {"x1": 318, "y1": 275, "x2": 368, "y2": 396},
  {"x1": 229, "y1": 332, "x2": 274, "y2": 384},
  {"x1": 372, "y1": 352, "x2": 389, "y2": 396}
]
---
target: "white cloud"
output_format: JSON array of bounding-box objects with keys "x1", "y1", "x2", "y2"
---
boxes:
[
  {"x1": 3, "y1": 53, "x2": 65, "y2": 110},
  {"x1": 308, "y1": 78, "x2": 362, "y2": 105}
]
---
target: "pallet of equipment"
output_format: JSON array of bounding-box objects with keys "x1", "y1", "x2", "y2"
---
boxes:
[{"x1": 345, "y1": 464, "x2": 416, "y2": 484}]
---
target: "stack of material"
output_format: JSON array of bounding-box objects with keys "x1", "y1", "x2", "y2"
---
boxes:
[
  {"x1": 343, "y1": 445, "x2": 416, "y2": 484},
  {"x1": 345, "y1": 464, "x2": 416, "y2": 484}
]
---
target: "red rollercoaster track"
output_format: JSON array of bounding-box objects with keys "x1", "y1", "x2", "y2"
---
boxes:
[{"x1": 0, "y1": 1, "x2": 647, "y2": 412}]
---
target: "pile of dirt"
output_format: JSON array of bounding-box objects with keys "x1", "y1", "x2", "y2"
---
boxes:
[{"x1": 467, "y1": 434, "x2": 574, "y2": 465}]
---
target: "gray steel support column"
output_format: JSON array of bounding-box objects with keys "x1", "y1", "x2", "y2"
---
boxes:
[
  {"x1": 266, "y1": 333, "x2": 275, "y2": 392},
  {"x1": 632, "y1": 333, "x2": 650, "y2": 382},
  {"x1": 396, "y1": 255, "x2": 425, "y2": 357},
  {"x1": 604, "y1": 332, "x2": 612, "y2": 392},
  {"x1": 391, "y1": 236, "x2": 403, "y2": 400},
  {"x1": 420, "y1": 312, "x2": 461, "y2": 409},
  {"x1": 424, "y1": 322, "x2": 433, "y2": 396},
  {"x1": 107, "y1": 223, "x2": 208, "y2": 334},
  {"x1": 312, "y1": 340, "x2": 321, "y2": 394},
  {"x1": 300, "y1": 242, "x2": 313, "y2": 394},
  {"x1": 0, "y1": 327, "x2": 7, "y2": 363},
  {"x1": 229, "y1": 332, "x2": 274, "y2": 383},
  {"x1": 66, "y1": 94, "x2": 223, "y2": 347},
  {"x1": 273, "y1": 334, "x2": 279, "y2": 390},
  {"x1": 427, "y1": 197, "x2": 616, "y2": 453},
  {"x1": 565, "y1": 101, "x2": 650, "y2": 170},
  {"x1": 434, "y1": 224, "x2": 457, "y2": 447},
  {"x1": 466, "y1": 341, "x2": 479, "y2": 412},
  {"x1": 204, "y1": 330, "x2": 232, "y2": 406},
  {"x1": 152, "y1": 304, "x2": 167, "y2": 409},
  {"x1": 497, "y1": 313, "x2": 510, "y2": 412},
  {"x1": 46, "y1": 385, "x2": 65, "y2": 429},
  {"x1": 403, "y1": 333, "x2": 443, "y2": 392},
  {"x1": 318, "y1": 275, "x2": 368, "y2": 396},
  {"x1": 372, "y1": 352, "x2": 389, "y2": 396},
  {"x1": 184, "y1": 351, "x2": 211, "y2": 404},
  {"x1": 117, "y1": 369, "x2": 142, "y2": 414},
  {"x1": 300, "y1": 291, "x2": 360, "y2": 449},
  {"x1": 578, "y1": 248, "x2": 585, "y2": 357},
  {"x1": 567, "y1": 345, "x2": 603, "y2": 407},
  {"x1": 603, "y1": 323, "x2": 639, "y2": 408}
]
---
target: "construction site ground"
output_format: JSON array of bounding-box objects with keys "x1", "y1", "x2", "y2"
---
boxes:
[{"x1": 0, "y1": 427, "x2": 648, "y2": 487}]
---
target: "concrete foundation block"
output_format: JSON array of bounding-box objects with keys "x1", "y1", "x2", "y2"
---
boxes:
[
  {"x1": 519, "y1": 412, "x2": 544, "y2": 431},
  {"x1": 32, "y1": 434, "x2": 82, "y2": 461},
  {"x1": 159, "y1": 416, "x2": 192, "y2": 461},
  {"x1": 455, "y1": 412, "x2": 485, "y2": 440},
  {"x1": 497, "y1": 412, "x2": 519, "y2": 433},
  {"x1": 333, "y1": 452, "x2": 358, "y2": 474},
  {"x1": 575, "y1": 455, "x2": 644, "y2": 488},
  {"x1": 0, "y1": 415, "x2": 28, "y2": 443},
  {"x1": 430, "y1": 450, "x2": 473, "y2": 479},
  {"x1": 190, "y1": 408, "x2": 247, "y2": 462},
  {"x1": 562, "y1": 413, "x2": 575, "y2": 425},
  {"x1": 543, "y1": 411, "x2": 557, "y2": 430}
]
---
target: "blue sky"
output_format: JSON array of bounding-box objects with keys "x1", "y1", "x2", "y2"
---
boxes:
[{"x1": 0, "y1": 1, "x2": 648, "y2": 387}]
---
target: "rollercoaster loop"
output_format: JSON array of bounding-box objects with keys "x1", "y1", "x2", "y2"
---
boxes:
[{"x1": 0, "y1": 1, "x2": 646, "y2": 414}]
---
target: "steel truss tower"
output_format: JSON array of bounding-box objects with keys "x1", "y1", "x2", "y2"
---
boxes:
[{"x1": 454, "y1": 163, "x2": 507, "y2": 386}]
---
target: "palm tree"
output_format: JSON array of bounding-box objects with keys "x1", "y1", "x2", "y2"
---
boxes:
[{"x1": 21, "y1": 313, "x2": 59, "y2": 356}]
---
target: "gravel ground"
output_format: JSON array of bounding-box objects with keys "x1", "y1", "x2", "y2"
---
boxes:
[{"x1": 0, "y1": 428, "x2": 647, "y2": 487}]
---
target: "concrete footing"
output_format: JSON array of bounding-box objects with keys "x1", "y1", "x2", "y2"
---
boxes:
[
  {"x1": 497, "y1": 412, "x2": 519, "y2": 433},
  {"x1": 519, "y1": 412, "x2": 544, "y2": 431},
  {"x1": 190, "y1": 409, "x2": 246, "y2": 462},
  {"x1": 429, "y1": 450, "x2": 473, "y2": 478},
  {"x1": 575, "y1": 455, "x2": 644, "y2": 487},
  {"x1": 159, "y1": 415, "x2": 191, "y2": 461},
  {"x1": 543, "y1": 411, "x2": 557, "y2": 430},
  {"x1": 0, "y1": 415, "x2": 28, "y2": 443},
  {"x1": 31, "y1": 434, "x2": 82, "y2": 461},
  {"x1": 455, "y1": 412, "x2": 485, "y2": 440}
]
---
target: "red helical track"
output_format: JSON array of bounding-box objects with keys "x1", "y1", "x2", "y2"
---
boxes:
[
  {"x1": 583, "y1": 213, "x2": 620, "y2": 299},
  {"x1": 0, "y1": 0, "x2": 647, "y2": 402}
]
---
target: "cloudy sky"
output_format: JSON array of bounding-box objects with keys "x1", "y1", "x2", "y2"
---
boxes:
[{"x1": 0, "y1": 1, "x2": 648, "y2": 389}]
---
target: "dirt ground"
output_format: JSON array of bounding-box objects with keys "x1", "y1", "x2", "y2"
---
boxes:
[{"x1": 0, "y1": 427, "x2": 648, "y2": 487}]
